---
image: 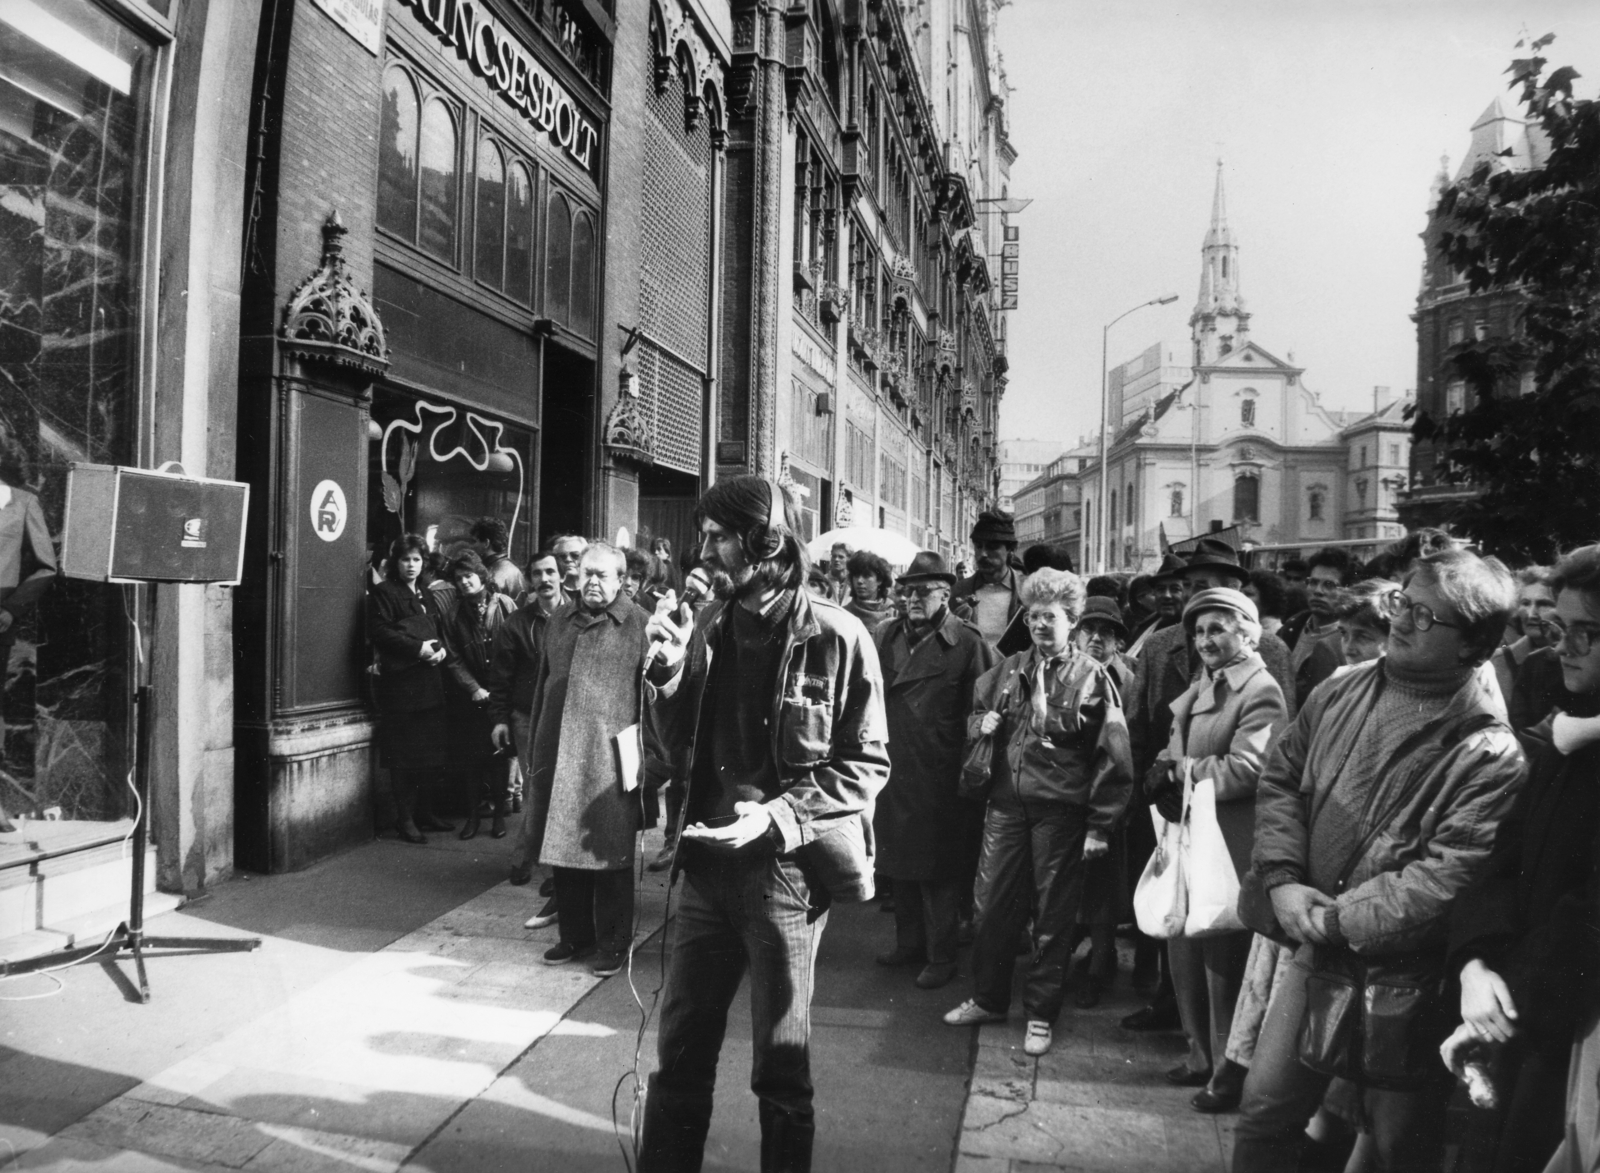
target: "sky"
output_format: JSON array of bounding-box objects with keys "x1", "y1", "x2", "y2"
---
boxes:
[{"x1": 994, "y1": 0, "x2": 1600, "y2": 449}]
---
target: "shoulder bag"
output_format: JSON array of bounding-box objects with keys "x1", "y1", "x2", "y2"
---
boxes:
[{"x1": 958, "y1": 662, "x2": 1020, "y2": 801}]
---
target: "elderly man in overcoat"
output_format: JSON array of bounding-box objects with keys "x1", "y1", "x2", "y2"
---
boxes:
[
  {"x1": 873, "y1": 552, "x2": 999, "y2": 990},
  {"x1": 525, "y1": 542, "x2": 651, "y2": 977}
]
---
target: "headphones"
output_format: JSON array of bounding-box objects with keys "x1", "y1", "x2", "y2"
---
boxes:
[{"x1": 742, "y1": 477, "x2": 788, "y2": 561}]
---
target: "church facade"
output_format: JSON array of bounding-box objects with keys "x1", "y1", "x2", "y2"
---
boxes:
[{"x1": 1059, "y1": 165, "x2": 1408, "y2": 573}]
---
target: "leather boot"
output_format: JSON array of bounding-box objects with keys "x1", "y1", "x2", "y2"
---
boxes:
[
  {"x1": 392, "y1": 771, "x2": 425, "y2": 844},
  {"x1": 458, "y1": 810, "x2": 481, "y2": 840},
  {"x1": 490, "y1": 803, "x2": 508, "y2": 839}
]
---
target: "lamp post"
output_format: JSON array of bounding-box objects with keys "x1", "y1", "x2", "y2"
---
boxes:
[{"x1": 1097, "y1": 293, "x2": 1179, "y2": 573}]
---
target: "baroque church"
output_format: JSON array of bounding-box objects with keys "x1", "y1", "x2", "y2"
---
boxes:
[{"x1": 1068, "y1": 164, "x2": 1410, "y2": 572}]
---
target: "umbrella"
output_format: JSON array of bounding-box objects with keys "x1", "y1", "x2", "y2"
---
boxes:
[{"x1": 807, "y1": 526, "x2": 923, "y2": 567}]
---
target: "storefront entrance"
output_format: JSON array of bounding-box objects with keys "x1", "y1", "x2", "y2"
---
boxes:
[{"x1": 538, "y1": 345, "x2": 593, "y2": 544}]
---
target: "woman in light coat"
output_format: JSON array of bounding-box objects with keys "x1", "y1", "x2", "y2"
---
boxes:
[{"x1": 1145, "y1": 587, "x2": 1287, "y2": 1112}]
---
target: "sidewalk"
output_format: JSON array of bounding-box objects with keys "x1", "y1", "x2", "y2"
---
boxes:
[
  {"x1": 950, "y1": 961, "x2": 1235, "y2": 1173},
  {"x1": 2, "y1": 831, "x2": 664, "y2": 1172}
]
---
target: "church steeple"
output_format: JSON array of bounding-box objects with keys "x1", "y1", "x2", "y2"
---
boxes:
[{"x1": 1191, "y1": 161, "x2": 1250, "y2": 365}]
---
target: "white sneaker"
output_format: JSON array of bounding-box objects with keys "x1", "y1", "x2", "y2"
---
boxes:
[
  {"x1": 1024, "y1": 1019, "x2": 1053, "y2": 1056},
  {"x1": 943, "y1": 999, "x2": 1006, "y2": 1026}
]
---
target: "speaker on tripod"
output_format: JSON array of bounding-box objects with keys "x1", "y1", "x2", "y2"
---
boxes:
[{"x1": 0, "y1": 463, "x2": 261, "y2": 999}]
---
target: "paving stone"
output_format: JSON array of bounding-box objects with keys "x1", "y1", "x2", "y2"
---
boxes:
[
  {"x1": 964, "y1": 1098, "x2": 1217, "y2": 1171},
  {"x1": 60, "y1": 1099, "x2": 274, "y2": 1168},
  {"x1": 13, "y1": 1133, "x2": 216, "y2": 1171},
  {"x1": 241, "y1": 1123, "x2": 409, "y2": 1173}
]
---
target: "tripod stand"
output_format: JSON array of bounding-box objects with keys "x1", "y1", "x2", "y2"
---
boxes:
[{"x1": 1, "y1": 677, "x2": 261, "y2": 1001}]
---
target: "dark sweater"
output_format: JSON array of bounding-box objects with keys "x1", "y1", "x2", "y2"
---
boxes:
[{"x1": 686, "y1": 592, "x2": 793, "y2": 826}]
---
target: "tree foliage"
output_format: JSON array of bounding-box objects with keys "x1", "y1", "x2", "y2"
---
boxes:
[{"x1": 1416, "y1": 38, "x2": 1600, "y2": 562}]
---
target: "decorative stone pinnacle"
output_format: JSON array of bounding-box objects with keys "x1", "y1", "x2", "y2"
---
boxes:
[{"x1": 280, "y1": 211, "x2": 389, "y2": 376}]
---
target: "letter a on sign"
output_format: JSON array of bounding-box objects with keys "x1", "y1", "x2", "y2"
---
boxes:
[{"x1": 310, "y1": 479, "x2": 348, "y2": 542}]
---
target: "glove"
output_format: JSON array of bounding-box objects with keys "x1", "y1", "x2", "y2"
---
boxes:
[
  {"x1": 1145, "y1": 758, "x2": 1175, "y2": 800},
  {"x1": 1154, "y1": 789, "x2": 1184, "y2": 824}
]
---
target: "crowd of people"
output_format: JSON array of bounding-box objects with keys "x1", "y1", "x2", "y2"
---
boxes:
[{"x1": 365, "y1": 491, "x2": 1597, "y2": 1173}]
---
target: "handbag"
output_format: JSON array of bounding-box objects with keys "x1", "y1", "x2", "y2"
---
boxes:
[
  {"x1": 1134, "y1": 802, "x2": 1188, "y2": 938},
  {"x1": 1183, "y1": 765, "x2": 1245, "y2": 937},
  {"x1": 958, "y1": 667, "x2": 1018, "y2": 801},
  {"x1": 1296, "y1": 948, "x2": 1447, "y2": 1091}
]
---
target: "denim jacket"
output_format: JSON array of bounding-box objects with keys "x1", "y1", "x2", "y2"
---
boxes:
[{"x1": 645, "y1": 588, "x2": 890, "y2": 901}]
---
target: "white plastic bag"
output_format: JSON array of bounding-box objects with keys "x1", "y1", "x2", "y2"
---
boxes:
[
  {"x1": 1183, "y1": 769, "x2": 1244, "y2": 937},
  {"x1": 1134, "y1": 801, "x2": 1188, "y2": 939}
]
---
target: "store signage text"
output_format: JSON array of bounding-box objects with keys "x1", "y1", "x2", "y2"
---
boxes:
[
  {"x1": 310, "y1": 480, "x2": 348, "y2": 542},
  {"x1": 399, "y1": 0, "x2": 600, "y2": 172}
]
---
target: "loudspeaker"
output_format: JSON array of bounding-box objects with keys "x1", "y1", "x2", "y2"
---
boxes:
[{"x1": 61, "y1": 463, "x2": 249, "y2": 585}]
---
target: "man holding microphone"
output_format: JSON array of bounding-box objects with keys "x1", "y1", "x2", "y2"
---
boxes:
[{"x1": 638, "y1": 476, "x2": 889, "y2": 1173}]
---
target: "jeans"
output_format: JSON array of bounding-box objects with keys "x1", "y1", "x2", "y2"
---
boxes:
[
  {"x1": 1232, "y1": 952, "x2": 1448, "y2": 1173},
  {"x1": 552, "y1": 866, "x2": 633, "y2": 956},
  {"x1": 970, "y1": 801, "x2": 1088, "y2": 1024},
  {"x1": 1170, "y1": 930, "x2": 1252, "y2": 1076},
  {"x1": 891, "y1": 878, "x2": 961, "y2": 965},
  {"x1": 639, "y1": 851, "x2": 826, "y2": 1173}
]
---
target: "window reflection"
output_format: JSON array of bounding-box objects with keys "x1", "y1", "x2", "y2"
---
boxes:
[
  {"x1": 475, "y1": 136, "x2": 505, "y2": 289},
  {"x1": 0, "y1": 0, "x2": 151, "y2": 825},
  {"x1": 545, "y1": 190, "x2": 571, "y2": 325},
  {"x1": 418, "y1": 98, "x2": 458, "y2": 262},
  {"x1": 378, "y1": 64, "x2": 419, "y2": 242},
  {"x1": 507, "y1": 160, "x2": 534, "y2": 304},
  {"x1": 571, "y1": 211, "x2": 595, "y2": 337}
]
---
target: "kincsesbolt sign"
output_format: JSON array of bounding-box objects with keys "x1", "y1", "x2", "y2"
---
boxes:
[{"x1": 397, "y1": 0, "x2": 601, "y2": 173}]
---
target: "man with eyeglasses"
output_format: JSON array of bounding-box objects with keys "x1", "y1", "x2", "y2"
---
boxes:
[
  {"x1": 872, "y1": 552, "x2": 999, "y2": 991},
  {"x1": 1234, "y1": 549, "x2": 1527, "y2": 1173},
  {"x1": 549, "y1": 533, "x2": 589, "y2": 607}
]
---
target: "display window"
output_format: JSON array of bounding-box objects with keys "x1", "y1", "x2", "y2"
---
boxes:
[
  {"x1": 0, "y1": 0, "x2": 158, "y2": 837},
  {"x1": 366, "y1": 388, "x2": 537, "y2": 572}
]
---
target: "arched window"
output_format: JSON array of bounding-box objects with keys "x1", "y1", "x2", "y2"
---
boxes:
[
  {"x1": 474, "y1": 136, "x2": 505, "y2": 290},
  {"x1": 1308, "y1": 488, "x2": 1325, "y2": 522},
  {"x1": 570, "y1": 211, "x2": 596, "y2": 338},
  {"x1": 377, "y1": 65, "x2": 419, "y2": 241},
  {"x1": 418, "y1": 98, "x2": 458, "y2": 262},
  {"x1": 545, "y1": 191, "x2": 572, "y2": 325},
  {"x1": 1110, "y1": 490, "x2": 1118, "y2": 532},
  {"x1": 1233, "y1": 474, "x2": 1259, "y2": 523},
  {"x1": 506, "y1": 160, "x2": 534, "y2": 305},
  {"x1": 1240, "y1": 397, "x2": 1255, "y2": 427},
  {"x1": 1170, "y1": 488, "x2": 1183, "y2": 517},
  {"x1": 1125, "y1": 483, "x2": 1135, "y2": 525}
]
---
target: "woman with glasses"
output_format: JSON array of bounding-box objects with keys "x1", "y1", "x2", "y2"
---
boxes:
[
  {"x1": 1144, "y1": 588, "x2": 1288, "y2": 1112},
  {"x1": 943, "y1": 569, "x2": 1133, "y2": 1058},
  {"x1": 1443, "y1": 543, "x2": 1600, "y2": 1173}
]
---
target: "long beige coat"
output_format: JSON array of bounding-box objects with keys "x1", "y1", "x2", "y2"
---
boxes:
[{"x1": 1158, "y1": 652, "x2": 1288, "y2": 879}]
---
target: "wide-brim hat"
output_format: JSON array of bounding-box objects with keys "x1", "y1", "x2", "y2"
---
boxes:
[
  {"x1": 1183, "y1": 536, "x2": 1247, "y2": 582},
  {"x1": 898, "y1": 550, "x2": 957, "y2": 585},
  {"x1": 1077, "y1": 595, "x2": 1128, "y2": 639},
  {"x1": 970, "y1": 510, "x2": 1017, "y2": 545},
  {"x1": 1183, "y1": 587, "x2": 1260, "y2": 631},
  {"x1": 1149, "y1": 553, "x2": 1189, "y2": 584}
]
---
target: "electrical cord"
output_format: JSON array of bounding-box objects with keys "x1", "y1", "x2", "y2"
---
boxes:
[{"x1": 609, "y1": 652, "x2": 687, "y2": 1172}]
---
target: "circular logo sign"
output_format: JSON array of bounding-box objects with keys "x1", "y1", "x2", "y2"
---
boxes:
[{"x1": 309, "y1": 479, "x2": 347, "y2": 543}]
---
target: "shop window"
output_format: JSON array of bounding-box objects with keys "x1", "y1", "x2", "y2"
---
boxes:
[
  {"x1": 475, "y1": 136, "x2": 506, "y2": 290},
  {"x1": 1233, "y1": 474, "x2": 1259, "y2": 523},
  {"x1": 506, "y1": 160, "x2": 535, "y2": 304},
  {"x1": 369, "y1": 389, "x2": 535, "y2": 563},
  {"x1": 378, "y1": 64, "x2": 420, "y2": 242},
  {"x1": 0, "y1": 0, "x2": 158, "y2": 826},
  {"x1": 418, "y1": 98, "x2": 459, "y2": 262},
  {"x1": 545, "y1": 191, "x2": 572, "y2": 325},
  {"x1": 571, "y1": 211, "x2": 596, "y2": 338}
]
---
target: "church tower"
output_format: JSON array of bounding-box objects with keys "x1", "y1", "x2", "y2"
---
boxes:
[{"x1": 1190, "y1": 161, "x2": 1250, "y2": 366}]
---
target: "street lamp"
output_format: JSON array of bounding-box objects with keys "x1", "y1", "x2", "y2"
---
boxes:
[{"x1": 1097, "y1": 293, "x2": 1179, "y2": 574}]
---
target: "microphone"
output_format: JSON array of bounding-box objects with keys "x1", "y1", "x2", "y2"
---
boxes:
[{"x1": 647, "y1": 570, "x2": 708, "y2": 668}]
